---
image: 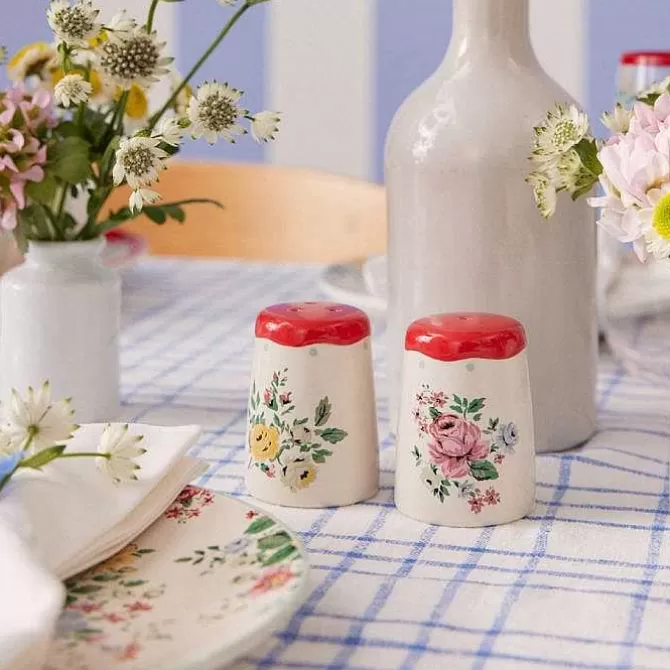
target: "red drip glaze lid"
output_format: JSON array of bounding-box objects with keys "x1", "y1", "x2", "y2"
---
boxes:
[
  {"x1": 256, "y1": 302, "x2": 371, "y2": 347},
  {"x1": 621, "y1": 51, "x2": 670, "y2": 67},
  {"x1": 405, "y1": 313, "x2": 527, "y2": 362}
]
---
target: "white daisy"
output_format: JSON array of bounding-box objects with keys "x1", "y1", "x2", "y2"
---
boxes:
[
  {"x1": 2, "y1": 381, "x2": 78, "y2": 454},
  {"x1": 112, "y1": 136, "x2": 169, "y2": 190},
  {"x1": 250, "y1": 110, "x2": 280, "y2": 143},
  {"x1": 97, "y1": 26, "x2": 172, "y2": 90},
  {"x1": 129, "y1": 188, "x2": 160, "y2": 213},
  {"x1": 646, "y1": 228, "x2": 670, "y2": 260},
  {"x1": 532, "y1": 103, "x2": 589, "y2": 159},
  {"x1": 54, "y1": 73, "x2": 92, "y2": 107},
  {"x1": 104, "y1": 10, "x2": 136, "y2": 46},
  {"x1": 152, "y1": 115, "x2": 183, "y2": 147},
  {"x1": 96, "y1": 423, "x2": 145, "y2": 484},
  {"x1": 188, "y1": 81, "x2": 247, "y2": 144},
  {"x1": 47, "y1": 0, "x2": 102, "y2": 48}
]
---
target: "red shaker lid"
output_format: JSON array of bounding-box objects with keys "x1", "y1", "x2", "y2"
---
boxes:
[
  {"x1": 405, "y1": 313, "x2": 527, "y2": 362},
  {"x1": 255, "y1": 302, "x2": 371, "y2": 347},
  {"x1": 621, "y1": 51, "x2": 670, "y2": 67}
]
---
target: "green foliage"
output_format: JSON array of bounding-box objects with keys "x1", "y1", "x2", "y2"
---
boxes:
[
  {"x1": 20, "y1": 445, "x2": 67, "y2": 469},
  {"x1": 468, "y1": 460, "x2": 499, "y2": 481},
  {"x1": 314, "y1": 397, "x2": 332, "y2": 427},
  {"x1": 48, "y1": 137, "x2": 92, "y2": 184}
]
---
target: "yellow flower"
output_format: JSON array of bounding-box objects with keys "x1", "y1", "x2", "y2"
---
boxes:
[
  {"x1": 652, "y1": 192, "x2": 670, "y2": 242},
  {"x1": 249, "y1": 424, "x2": 280, "y2": 461},
  {"x1": 282, "y1": 458, "x2": 317, "y2": 491},
  {"x1": 91, "y1": 543, "x2": 138, "y2": 574},
  {"x1": 115, "y1": 84, "x2": 149, "y2": 121},
  {"x1": 88, "y1": 30, "x2": 108, "y2": 49},
  {"x1": 7, "y1": 42, "x2": 58, "y2": 82}
]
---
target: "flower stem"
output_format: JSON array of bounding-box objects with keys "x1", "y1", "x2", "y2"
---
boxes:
[
  {"x1": 54, "y1": 184, "x2": 69, "y2": 239},
  {"x1": 146, "y1": 0, "x2": 160, "y2": 33},
  {"x1": 148, "y1": 1, "x2": 251, "y2": 130},
  {"x1": 58, "y1": 452, "x2": 108, "y2": 460}
]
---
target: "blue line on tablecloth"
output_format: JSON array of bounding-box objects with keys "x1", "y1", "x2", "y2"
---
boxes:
[
  {"x1": 618, "y1": 463, "x2": 670, "y2": 668},
  {"x1": 472, "y1": 458, "x2": 572, "y2": 669}
]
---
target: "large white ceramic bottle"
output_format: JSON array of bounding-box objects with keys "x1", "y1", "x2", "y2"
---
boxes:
[{"x1": 385, "y1": 0, "x2": 597, "y2": 452}]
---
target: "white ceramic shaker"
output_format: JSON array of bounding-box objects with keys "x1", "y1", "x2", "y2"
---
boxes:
[
  {"x1": 395, "y1": 312, "x2": 535, "y2": 527},
  {"x1": 245, "y1": 302, "x2": 379, "y2": 508}
]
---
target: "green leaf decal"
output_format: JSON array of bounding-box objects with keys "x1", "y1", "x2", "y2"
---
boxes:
[
  {"x1": 469, "y1": 460, "x2": 499, "y2": 481},
  {"x1": 257, "y1": 531, "x2": 292, "y2": 550},
  {"x1": 174, "y1": 557, "x2": 192, "y2": 563},
  {"x1": 245, "y1": 516, "x2": 276, "y2": 534},
  {"x1": 262, "y1": 544, "x2": 298, "y2": 567},
  {"x1": 467, "y1": 398, "x2": 485, "y2": 414},
  {"x1": 319, "y1": 427, "x2": 348, "y2": 444},
  {"x1": 429, "y1": 407, "x2": 441, "y2": 420},
  {"x1": 68, "y1": 584, "x2": 102, "y2": 595},
  {"x1": 314, "y1": 397, "x2": 332, "y2": 427}
]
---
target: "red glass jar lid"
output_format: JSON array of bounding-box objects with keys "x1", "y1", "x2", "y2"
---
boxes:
[
  {"x1": 256, "y1": 302, "x2": 371, "y2": 347},
  {"x1": 621, "y1": 51, "x2": 670, "y2": 67},
  {"x1": 405, "y1": 313, "x2": 527, "y2": 362}
]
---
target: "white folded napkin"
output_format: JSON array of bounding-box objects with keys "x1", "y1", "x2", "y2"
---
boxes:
[{"x1": 0, "y1": 423, "x2": 204, "y2": 670}]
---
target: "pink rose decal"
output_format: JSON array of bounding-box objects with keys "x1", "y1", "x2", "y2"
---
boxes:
[{"x1": 427, "y1": 414, "x2": 489, "y2": 478}]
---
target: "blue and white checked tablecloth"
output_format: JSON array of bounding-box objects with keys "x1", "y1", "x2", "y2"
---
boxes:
[{"x1": 120, "y1": 258, "x2": 669, "y2": 670}]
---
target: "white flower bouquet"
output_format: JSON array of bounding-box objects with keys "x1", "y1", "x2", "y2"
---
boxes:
[
  {"x1": 527, "y1": 84, "x2": 670, "y2": 263},
  {"x1": 0, "y1": 0, "x2": 278, "y2": 247}
]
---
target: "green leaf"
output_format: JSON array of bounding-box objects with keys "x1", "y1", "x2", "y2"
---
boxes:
[
  {"x1": 314, "y1": 397, "x2": 332, "y2": 427},
  {"x1": 573, "y1": 138, "x2": 603, "y2": 178},
  {"x1": 25, "y1": 175, "x2": 57, "y2": 205},
  {"x1": 48, "y1": 136, "x2": 92, "y2": 184},
  {"x1": 122, "y1": 580, "x2": 147, "y2": 587},
  {"x1": 449, "y1": 405, "x2": 462, "y2": 414},
  {"x1": 20, "y1": 444, "x2": 67, "y2": 470},
  {"x1": 473, "y1": 413, "x2": 482, "y2": 422},
  {"x1": 164, "y1": 204, "x2": 185, "y2": 223},
  {"x1": 453, "y1": 395, "x2": 463, "y2": 406},
  {"x1": 92, "y1": 573, "x2": 121, "y2": 582},
  {"x1": 143, "y1": 206, "x2": 167, "y2": 224},
  {"x1": 68, "y1": 584, "x2": 102, "y2": 595},
  {"x1": 206, "y1": 545, "x2": 220, "y2": 551},
  {"x1": 467, "y1": 398, "x2": 485, "y2": 414},
  {"x1": 257, "y1": 531, "x2": 292, "y2": 550},
  {"x1": 174, "y1": 557, "x2": 192, "y2": 563},
  {"x1": 312, "y1": 451, "x2": 326, "y2": 463},
  {"x1": 245, "y1": 516, "x2": 276, "y2": 534},
  {"x1": 319, "y1": 427, "x2": 348, "y2": 444},
  {"x1": 262, "y1": 544, "x2": 297, "y2": 567},
  {"x1": 469, "y1": 460, "x2": 499, "y2": 481},
  {"x1": 137, "y1": 548, "x2": 155, "y2": 554},
  {"x1": 429, "y1": 407, "x2": 441, "y2": 420}
]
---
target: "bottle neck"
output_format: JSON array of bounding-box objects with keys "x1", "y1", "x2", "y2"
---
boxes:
[{"x1": 447, "y1": 0, "x2": 535, "y2": 65}]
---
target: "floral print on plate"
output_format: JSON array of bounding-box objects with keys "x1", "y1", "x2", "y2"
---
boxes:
[
  {"x1": 247, "y1": 368, "x2": 348, "y2": 491},
  {"x1": 412, "y1": 385, "x2": 519, "y2": 514},
  {"x1": 45, "y1": 488, "x2": 308, "y2": 669}
]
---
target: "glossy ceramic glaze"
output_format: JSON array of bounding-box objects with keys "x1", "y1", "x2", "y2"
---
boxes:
[
  {"x1": 0, "y1": 240, "x2": 120, "y2": 422},
  {"x1": 247, "y1": 303, "x2": 379, "y2": 508},
  {"x1": 405, "y1": 312, "x2": 527, "y2": 362},
  {"x1": 395, "y1": 345, "x2": 535, "y2": 528},
  {"x1": 385, "y1": 0, "x2": 597, "y2": 453}
]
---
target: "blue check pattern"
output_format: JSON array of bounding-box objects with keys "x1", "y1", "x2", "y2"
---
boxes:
[{"x1": 121, "y1": 259, "x2": 670, "y2": 670}]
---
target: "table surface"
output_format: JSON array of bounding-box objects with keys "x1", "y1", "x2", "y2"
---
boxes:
[{"x1": 120, "y1": 259, "x2": 669, "y2": 670}]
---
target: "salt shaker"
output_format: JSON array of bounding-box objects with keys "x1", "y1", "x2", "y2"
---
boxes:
[
  {"x1": 395, "y1": 312, "x2": 535, "y2": 527},
  {"x1": 246, "y1": 302, "x2": 379, "y2": 507}
]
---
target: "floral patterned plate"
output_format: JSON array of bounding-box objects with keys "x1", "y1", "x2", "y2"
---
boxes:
[{"x1": 45, "y1": 487, "x2": 309, "y2": 670}]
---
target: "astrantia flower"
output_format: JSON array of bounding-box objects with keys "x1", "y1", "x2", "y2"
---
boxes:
[
  {"x1": 54, "y1": 73, "x2": 92, "y2": 107},
  {"x1": 96, "y1": 423, "x2": 145, "y2": 484},
  {"x1": 152, "y1": 115, "x2": 183, "y2": 147},
  {"x1": 7, "y1": 42, "x2": 58, "y2": 83},
  {"x1": 2, "y1": 381, "x2": 78, "y2": 454},
  {"x1": 601, "y1": 103, "x2": 633, "y2": 135},
  {"x1": 112, "y1": 136, "x2": 168, "y2": 190},
  {"x1": 527, "y1": 171, "x2": 557, "y2": 219},
  {"x1": 105, "y1": 11, "x2": 136, "y2": 46},
  {"x1": 188, "y1": 81, "x2": 247, "y2": 144},
  {"x1": 47, "y1": 0, "x2": 102, "y2": 48},
  {"x1": 98, "y1": 26, "x2": 171, "y2": 90},
  {"x1": 250, "y1": 110, "x2": 280, "y2": 143},
  {"x1": 129, "y1": 187, "x2": 160, "y2": 213},
  {"x1": 532, "y1": 103, "x2": 589, "y2": 159}
]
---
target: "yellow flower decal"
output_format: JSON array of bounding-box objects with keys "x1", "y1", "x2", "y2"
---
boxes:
[
  {"x1": 289, "y1": 461, "x2": 317, "y2": 491},
  {"x1": 249, "y1": 424, "x2": 280, "y2": 461},
  {"x1": 91, "y1": 543, "x2": 138, "y2": 574}
]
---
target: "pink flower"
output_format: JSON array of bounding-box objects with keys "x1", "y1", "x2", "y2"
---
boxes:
[
  {"x1": 494, "y1": 454, "x2": 505, "y2": 465},
  {"x1": 263, "y1": 388, "x2": 272, "y2": 405},
  {"x1": 124, "y1": 601, "x2": 152, "y2": 613},
  {"x1": 428, "y1": 414, "x2": 489, "y2": 479},
  {"x1": 468, "y1": 496, "x2": 484, "y2": 514},
  {"x1": 250, "y1": 566, "x2": 295, "y2": 596},
  {"x1": 484, "y1": 488, "x2": 501, "y2": 506},
  {"x1": 279, "y1": 391, "x2": 292, "y2": 405}
]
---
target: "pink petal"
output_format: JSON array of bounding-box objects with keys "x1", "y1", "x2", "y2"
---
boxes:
[{"x1": 10, "y1": 180, "x2": 26, "y2": 209}]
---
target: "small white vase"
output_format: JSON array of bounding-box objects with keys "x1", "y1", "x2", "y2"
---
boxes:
[
  {"x1": 0, "y1": 239, "x2": 121, "y2": 422},
  {"x1": 385, "y1": 0, "x2": 597, "y2": 453}
]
